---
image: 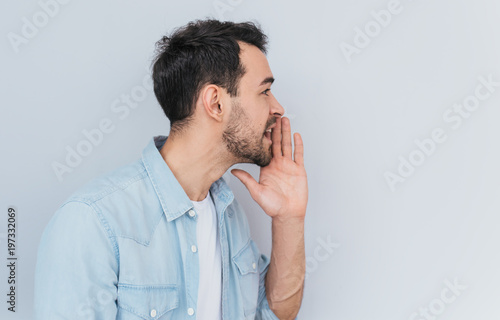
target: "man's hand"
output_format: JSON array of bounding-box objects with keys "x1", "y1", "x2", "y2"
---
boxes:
[
  {"x1": 232, "y1": 116, "x2": 308, "y2": 319},
  {"x1": 231, "y1": 116, "x2": 308, "y2": 220}
]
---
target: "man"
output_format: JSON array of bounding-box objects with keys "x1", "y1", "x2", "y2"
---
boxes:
[{"x1": 34, "y1": 19, "x2": 308, "y2": 320}]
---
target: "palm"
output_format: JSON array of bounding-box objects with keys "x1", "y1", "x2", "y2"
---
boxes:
[{"x1": 232, "y1": 117, "x2": 308, "y2": 219}]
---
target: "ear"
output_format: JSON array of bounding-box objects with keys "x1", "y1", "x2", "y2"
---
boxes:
[{"x1": 201, "y1": 84, "x2": 224, "y2": 123}]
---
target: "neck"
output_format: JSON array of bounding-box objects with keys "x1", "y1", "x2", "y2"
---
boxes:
[{"x1": 159, "y1": 131, "x2": 236, "y2": 202}]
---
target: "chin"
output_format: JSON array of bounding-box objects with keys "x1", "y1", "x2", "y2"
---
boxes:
[{"x1": 256, "y1": 152, "x2": 272, "y2": 167}]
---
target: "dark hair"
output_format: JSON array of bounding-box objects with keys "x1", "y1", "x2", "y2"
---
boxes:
[{"x1": 151, "y1": 19, "x2": 268, "y2": 137}]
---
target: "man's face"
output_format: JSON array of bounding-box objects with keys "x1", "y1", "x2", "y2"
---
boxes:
[{"x1": 222, "y1": 42, "x2": 285, "y2": 167}]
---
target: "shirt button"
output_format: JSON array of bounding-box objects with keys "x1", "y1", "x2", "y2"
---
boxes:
[
  {"x1": 188, "y1": 209, "x2": 195, "y2": 217},
  {"x1": 191, "y1": 245, "x2": 197, "y2": 253},
  {"x1": 252, "y1": 262, "x2": 257, "y2": 270},
  {"x1": 150, "y1": 309, "x2": 157, "y2": 317},
  {"x1": 187, "y1": 307, "x2": 195, "y2": 316}
]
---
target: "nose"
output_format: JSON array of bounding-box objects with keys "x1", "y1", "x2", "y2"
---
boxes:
[{"x1": 269, "y1": 93, "x2": 285, "y2": 118}]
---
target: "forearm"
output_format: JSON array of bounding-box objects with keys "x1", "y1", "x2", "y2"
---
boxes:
[{"x1": 265, "y1": 216, "x2": 306, "y2": 319}]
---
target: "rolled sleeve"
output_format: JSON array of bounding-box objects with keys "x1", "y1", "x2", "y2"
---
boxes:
[{"x1": 34, "y1": 201, "x2": 119, "y2": 320}]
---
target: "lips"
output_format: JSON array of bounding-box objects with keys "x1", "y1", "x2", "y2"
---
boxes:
[
  {"x1": 264, "y1": 131, "x2": 272, "y2": 141},
  {"x1": 264, "y1": 122, "x2": 277, "y2": 134}
]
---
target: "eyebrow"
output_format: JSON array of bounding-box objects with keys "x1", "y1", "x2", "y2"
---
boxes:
[{"x1": 259, "y1": 77, "x2": 275, "y2": 86}]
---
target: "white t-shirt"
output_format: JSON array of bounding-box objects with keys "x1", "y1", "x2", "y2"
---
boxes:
[{"x1": 191, "y1": 190, "x2": 222, "y2": 320}]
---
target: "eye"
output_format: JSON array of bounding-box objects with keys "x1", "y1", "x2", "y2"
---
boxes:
[{"x1": 262, "y1": 88, "x2": 271, "y2": 96}]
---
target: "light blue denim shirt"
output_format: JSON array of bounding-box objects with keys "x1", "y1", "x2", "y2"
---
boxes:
[{"x1": 34, "y1": 135, "x2": 281, "y2": 320}]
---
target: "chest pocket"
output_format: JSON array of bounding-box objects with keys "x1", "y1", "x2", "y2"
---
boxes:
[
  {"x1": 233, "y1": 239, "x2": 261, "y2": 318},
  {"x1": 117, "y1": 283, "x2": 179, "y2": 320}
]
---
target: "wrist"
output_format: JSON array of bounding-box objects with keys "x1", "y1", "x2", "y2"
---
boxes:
[{"x1": 272, "y1": 214, "x2": 305, "y2": 226}]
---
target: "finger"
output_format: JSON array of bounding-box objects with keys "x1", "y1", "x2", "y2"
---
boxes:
[
  {"x1": 231, "y1": 169, "x2": 261, "y2": 197},
  {"x1": 272, "y1": 116, "x2": 283, "y2": 158},
  {"x1": 293, "y1": 132, "x2": 304, "y2": 166},
  {"x1": 282, "y1": 117, "x2": 292, "y2": 159}
]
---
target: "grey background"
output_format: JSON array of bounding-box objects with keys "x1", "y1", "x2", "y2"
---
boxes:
[{"x1": 1, "y1": 0, "x2": 500, "y2": 319}]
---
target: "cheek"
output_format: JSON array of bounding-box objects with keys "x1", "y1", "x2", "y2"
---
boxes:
[{"x1": 240, "y1": 98, "x2": 268, "y2": 132}]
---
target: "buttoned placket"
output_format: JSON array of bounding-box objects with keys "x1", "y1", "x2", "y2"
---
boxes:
[{"x1": 176, "y1": 208, "x2": 199, "y2": 318}]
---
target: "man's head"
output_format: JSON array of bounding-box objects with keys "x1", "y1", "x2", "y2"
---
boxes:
[{"x1": 152, "y1": 19, "x2": 284, "y2": 167}]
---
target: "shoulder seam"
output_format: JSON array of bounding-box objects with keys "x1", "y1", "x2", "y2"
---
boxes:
[{"x1": 67, "y1": 166, "x2": 147, "y2": 205}]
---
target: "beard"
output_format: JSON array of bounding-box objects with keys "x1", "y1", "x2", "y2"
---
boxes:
[{"x1": 222, "y1": 99, "x2": 272, "y2": 167}]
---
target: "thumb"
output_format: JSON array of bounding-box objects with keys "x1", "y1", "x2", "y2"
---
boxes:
[{"x1": 231, "y1": 169, "x2": 261, "y2": 197}]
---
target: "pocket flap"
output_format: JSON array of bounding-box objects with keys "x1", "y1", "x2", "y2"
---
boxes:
[
  {"x1": 233, "y1": 239, "x2": 259, "y2": 276},
  {"x1": 118, "y1": 283, "x2": 179, "y2": 319}
]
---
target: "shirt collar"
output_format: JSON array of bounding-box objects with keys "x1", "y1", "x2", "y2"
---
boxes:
[{"x1": 141, "y1": 135, "x2": 234, "y2": 222}]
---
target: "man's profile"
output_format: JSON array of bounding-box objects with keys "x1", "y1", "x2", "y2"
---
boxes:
[{"x1": 34, "y1": 19, "x2": 308, "y2": 320}]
